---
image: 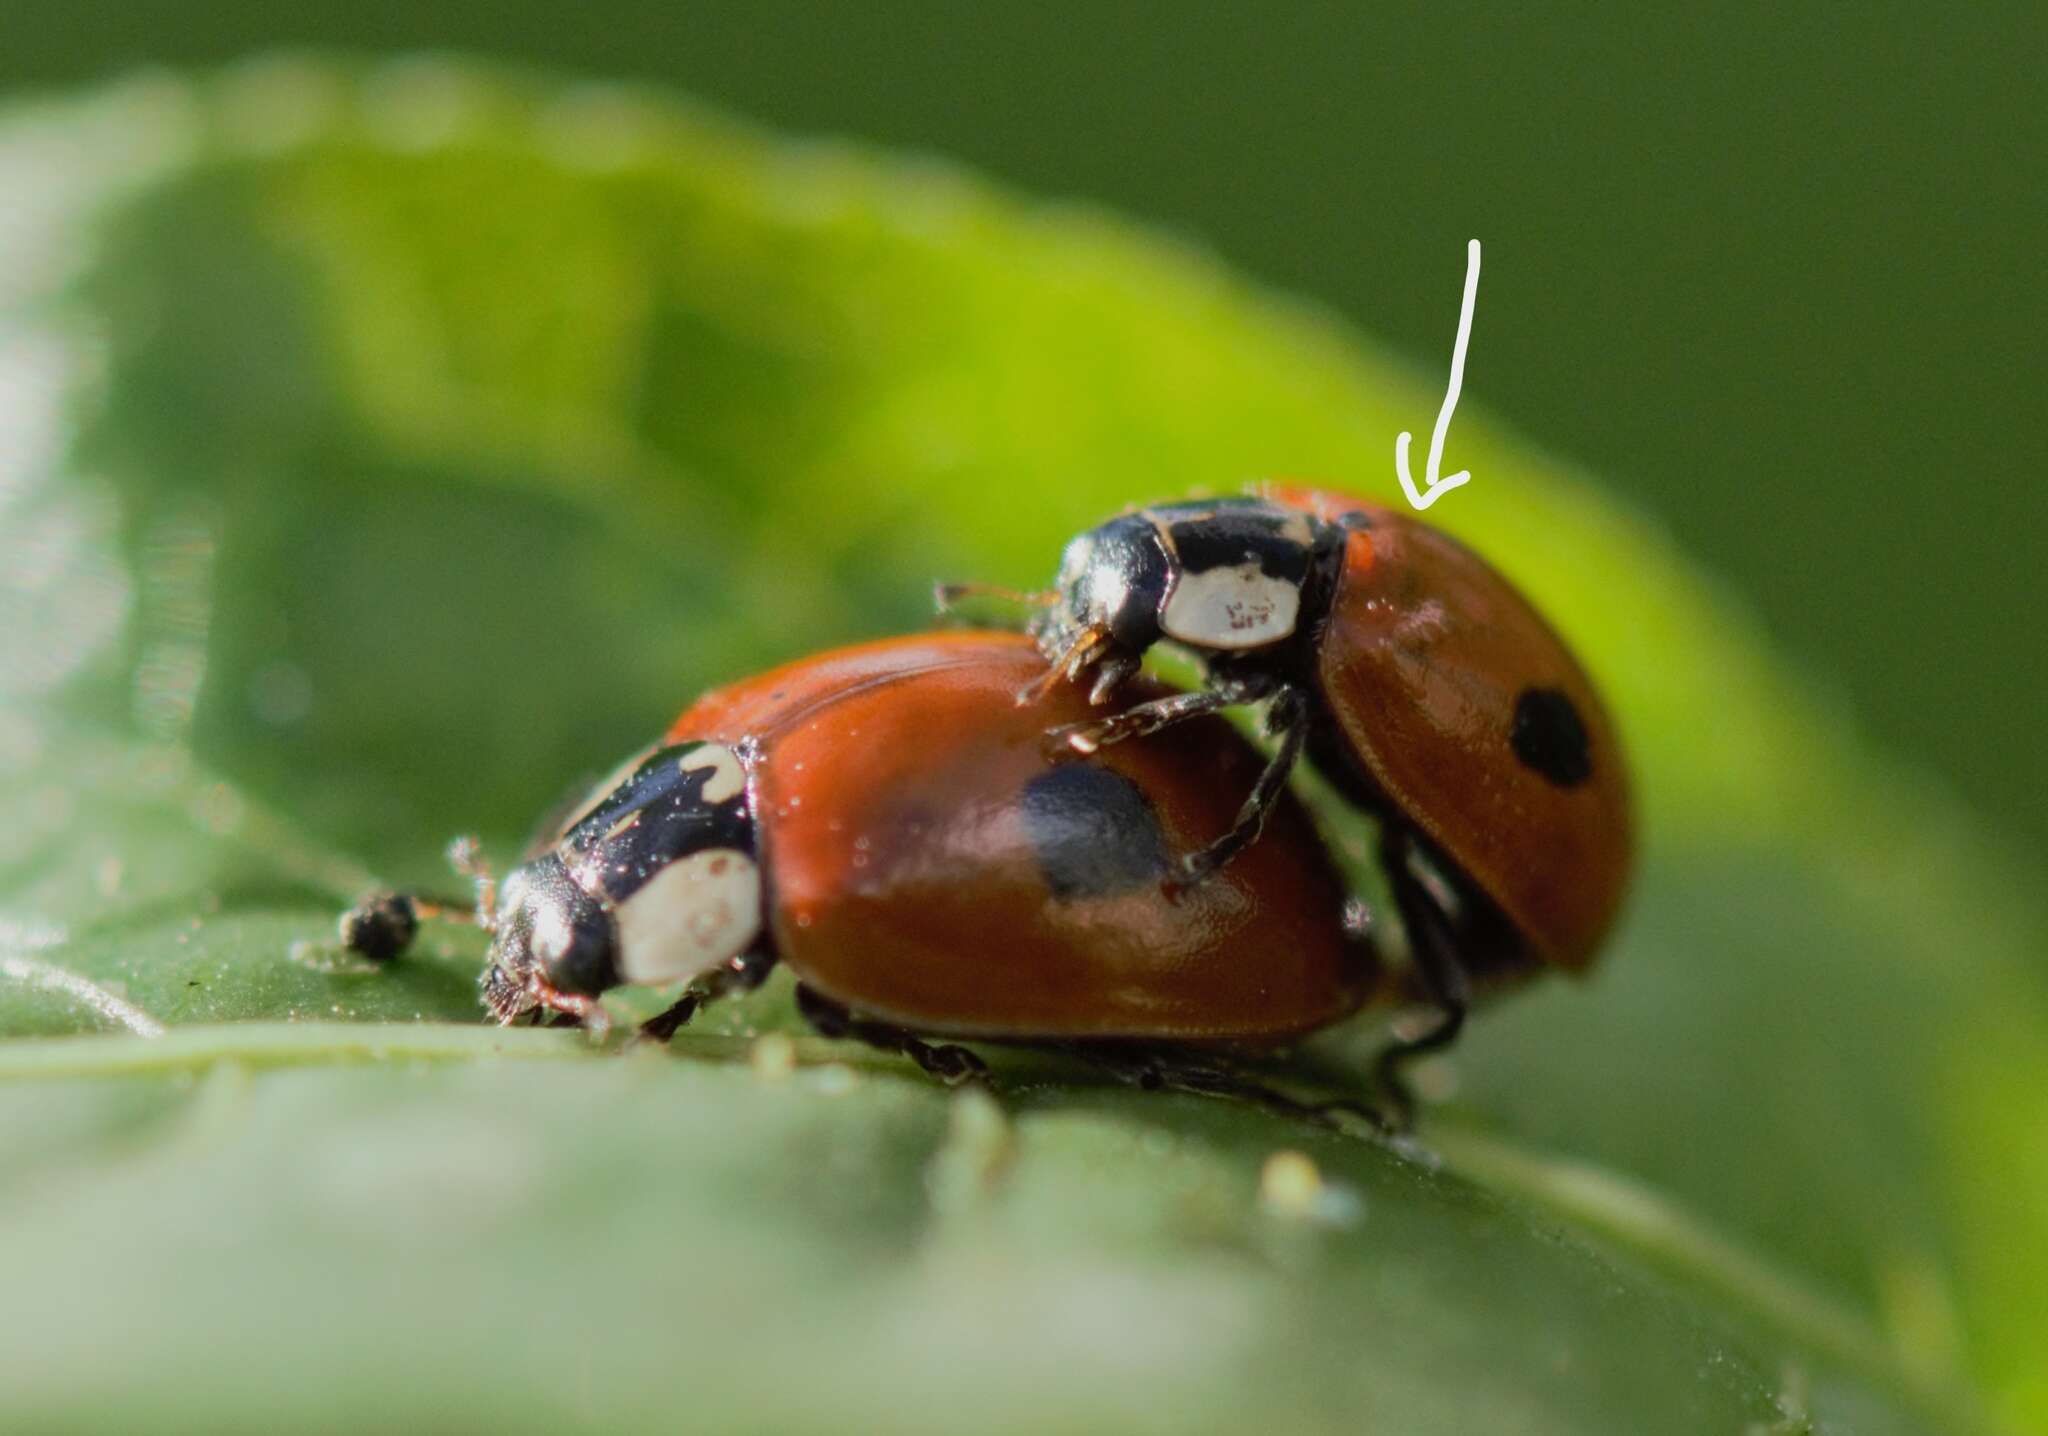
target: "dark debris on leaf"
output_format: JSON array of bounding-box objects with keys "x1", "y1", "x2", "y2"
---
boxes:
[{"x1": 338, "y1": 891, "x2": 419, "y2": 962}]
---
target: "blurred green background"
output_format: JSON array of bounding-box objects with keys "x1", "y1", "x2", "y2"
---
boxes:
[{"x1": 5, "y1": 0, "x2": 2043, "y2": 859}]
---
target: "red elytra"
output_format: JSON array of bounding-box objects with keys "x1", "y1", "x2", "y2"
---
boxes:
[
  {"x1": 1022, "y1": 482, "x2": 1634, "y2": 1045},
  {"x1": 667, "y1": 630, "x2": 1379, "y2": 1039},
  {"x1": 1269, "y1": 485, "x2": 1633, "y2": 972}
]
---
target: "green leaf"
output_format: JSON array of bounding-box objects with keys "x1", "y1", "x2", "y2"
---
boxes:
[{"x1": 2, "y1": 57, "x2": 2042, "y2": 1432}]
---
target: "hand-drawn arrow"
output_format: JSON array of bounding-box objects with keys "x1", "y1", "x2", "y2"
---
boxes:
[{"x1": 1395, "y1": 238, "x2": 1482, "y2": 512}]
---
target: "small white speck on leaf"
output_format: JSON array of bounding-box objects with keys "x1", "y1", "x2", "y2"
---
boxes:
[
  {"x1": 813, "y1": 1063, "x2": 858, "y2": 1096},
  {"x1": 750, "y1": 1032, "x2": 798, "y2": 1081}
]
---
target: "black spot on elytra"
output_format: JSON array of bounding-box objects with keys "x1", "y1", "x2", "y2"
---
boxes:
[
  {"x1": 1020, "y1": 765, "x2": 1169, "y2": 900},
  {"x1": 1511, "y1": 687, "x2": 1593, "y2": 788}
]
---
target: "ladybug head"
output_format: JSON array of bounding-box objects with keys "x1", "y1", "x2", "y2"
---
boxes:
[
  {"x1": 479, "y1": 741, "x2": 764, "y2": 1023},
  {"x1": 1034, "y1": 500, "x2": 1333, "y2": 680},
  {"x1": 479, "y1": 858, "x2": 620, "y2": 1021},
  {"x1": 1031, "y1": 513, "x2": 1174, "y2": 687}
]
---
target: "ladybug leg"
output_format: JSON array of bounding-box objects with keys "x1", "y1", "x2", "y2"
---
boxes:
[
  {"x1": 1171, "y1": 685, "x2": 1310, "y2": 886},
  {"x1": 794, "y1": 984, "x2": 991, "y2": 1087},
  {"x1": 1017, "y1": 622, "x2": 1113, "y2": 704},
  {"x1": 446, "y1": 835, "x2": 500, "y2": 928},
  {"x1": 1059, "y1": 1042, "x2": 1389, "y2": 1134},
  {"x1": 481, "y1": 961, "x2": 539, "y2": 1024},
  {"x1": 634, "y1": 945, "x2": 778, "y2": 1044},
  {"x1": 515, "y1": 975, "x2": 613, "y2": 1040},
  {"x1": 1046, "y1": 671, "x2": 1272, "y2": 754},
  {"x1": 1373, "y1": 847, "x2": 1473, "y2": 1132},
  {"x1": 1045, "y1": 685, "x2": 1235, "y2": 754},
  {"x1": 1085, "y1": 654, "x2": 1141, "y2": 706}
]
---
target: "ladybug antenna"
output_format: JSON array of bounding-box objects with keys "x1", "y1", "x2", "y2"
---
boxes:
[
  {"x1": 446, "y1": 835, "x2": 499, "y2": 929},
  {"x1": 336, "y1": 834, "x2": 498, "y2": 963},
  {"x1": 932, "y1": 581, "x2": 1054, "y2": 621}
]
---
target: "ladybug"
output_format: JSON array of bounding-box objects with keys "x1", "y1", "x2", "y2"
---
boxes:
[
  {"x1": 345, "y1": 632, "x2": 1390, "y2": 1115},
  {"x1": 992, "y1": 486, "x2": 1633, "y2": 1087}
]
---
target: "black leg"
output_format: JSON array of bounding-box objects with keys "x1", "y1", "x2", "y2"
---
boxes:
[
  {"x1": 1056, "y1": 1042, "x2": 1388, "y2": 1134},
  {"x1": 519, "y1": 979, "x2": 611, "y2": 1038},
  {"x1": 794, "y1": 985, "x2": 991, "y2": 1085},
  {"x1": 1045, "y1": 671, "x2": 1274, "y2": 754},
  {"x1": 1086, "y1": 654, "x2": 1140, "y2": 706},
  {"x1": 1016, "y1": 622, "x2": 1113, "y2": 705},
  {"x1": 1173, "y1": 685, "x2": 1310, "y2": 887},
  {"x1": 636, "y1": 947, "x2": 778, "y2": 1043},
  {"x1": 1374, "y1": 836, "x2": 1473, "y2": 1132},
  {"x1": 1046, "y1": 686, "x2": 1233, "y2": 753}
]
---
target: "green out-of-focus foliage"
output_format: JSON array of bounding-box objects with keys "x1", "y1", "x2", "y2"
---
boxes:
[
  {"x1": 6, "y1": 4, "x2": 2043, "y2": 862},
  {"x1": 1, "y1": 61, "x2": 2043, "y2": 1433}
]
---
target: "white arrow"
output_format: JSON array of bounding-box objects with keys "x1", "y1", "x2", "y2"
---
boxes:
[{"x1": 1396, "y1": 237, "x2": 1482, "y2": 511}]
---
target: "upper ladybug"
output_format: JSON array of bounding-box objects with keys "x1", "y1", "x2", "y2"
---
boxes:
[{"x1": 1011, "y1": 486, "x2": 1633, "y2": 1087}]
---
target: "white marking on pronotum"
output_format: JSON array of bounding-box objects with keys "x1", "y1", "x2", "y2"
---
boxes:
[
  {"x1": 0, "y1": 951, "x2": 167, "y2": 1038},
  {"x1": 1161, "y1": 564, "x2": 1300, "y2": 649},
  {"x1": 614, "y1": 849, "x2": 762, "y2": 985},
  {"x1": 680, "y1": 743, "x2": 746, "y2": 804},
  {"x1": 556, "y1": 743, "x2": 656, "y2": 840},
  {"x1": 1395, "y1": 238, "x2": 1482, "y2": 512},
  {"x1": 1274, "y1": 510, "x2": 1316, "y2": 545}
]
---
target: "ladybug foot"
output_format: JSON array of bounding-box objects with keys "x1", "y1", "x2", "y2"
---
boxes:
[
  {"x1": 794, "y1": 984, "x2": 992, "y2": 1089},
  {"x1": 1044, "y1": 718, "x2": 1110, "y2": 756},
  {"x1": 1047, "y1": 682, "x2": 1257, "y2": 762},
  {"x1": 911, "y1": 1041, "x2": 991, "y2": 1087},
  {"x1": 1163, "y1": 834, "x2": 1251, "y2": 895},
  {"x1": 629, "y1": 991, "x2": 705, "y2": 1046},
  {"x1": 1066, "y1": 1044, "x2": 1385, "y2": 1134},
  {"x1": 627, "y1": 949, "x2": 780, "y2": 1049},
  {"x1": 1086, "y1": 656, "x2": 1139, "y2": 706},
  {"x1": 508, "y1": 975, "x2": 613, "y2": 1041},
  {"x1": 1308, "y1": 1095, "x2": 1396, "y2": 1137},
  {"x1": 1155, "y1": 863, "x2": 1204, "y2": 904}
]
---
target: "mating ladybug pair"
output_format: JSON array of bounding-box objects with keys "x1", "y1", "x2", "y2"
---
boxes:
[{"x1": 344, "y1": 487, "x2": 1631, "y2": 1127}]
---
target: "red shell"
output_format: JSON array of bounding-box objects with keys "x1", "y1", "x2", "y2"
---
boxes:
[
  {"x1": 667, "y1": 632, "x2": 1377, "y2": 1039},
  {"x1": 1269, "y1": 487, "x2": 1633, "y2": 971}
]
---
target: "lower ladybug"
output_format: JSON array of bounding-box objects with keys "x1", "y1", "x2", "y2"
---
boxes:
[
  {"x1": 346, "y1": 633, "x2": 1399, "y2": 1117},
  {"x1": 950, "y1": 486, "x2": 1633, "y2": 1088}
]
